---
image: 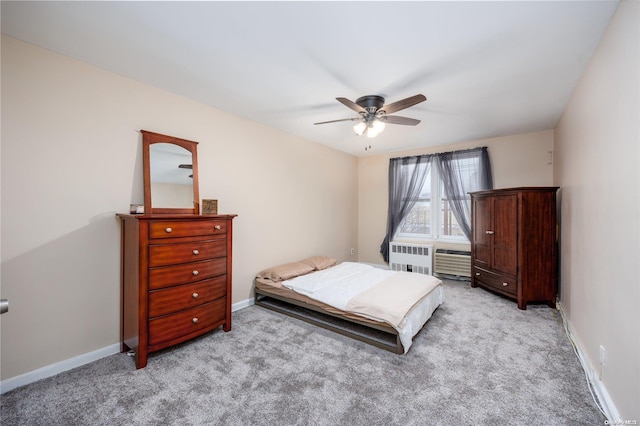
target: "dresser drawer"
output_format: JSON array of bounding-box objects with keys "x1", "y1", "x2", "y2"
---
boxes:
[
  {"x1": 149, "y1": 220, "x2": 227, "y2": 239},
  {"x1": 473, "y1": 267, "x2": 516, "y2": 296},
  {"x1": 148, "y1": 276, "x2": 227, "y2": 318},
  {"x1": 149, "y1": 239, "x2": 226, "y2": 267},
  {"x1": 148, "y1": 298, "x2": 226, "y2": 346},
  {"x1": 149, "y1": 257, "x2": 226, "y2": 289}
]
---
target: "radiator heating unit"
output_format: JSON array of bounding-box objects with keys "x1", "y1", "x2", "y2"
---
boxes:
[
  {"x1": 389, "y1": 242, "x2": 433, "y2": 275},
  {"x1": 434, "y1": 249, "x2": 472, "y2": 279}
]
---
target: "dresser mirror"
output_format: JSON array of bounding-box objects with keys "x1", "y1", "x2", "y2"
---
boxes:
[{"x1": 142, "y1": 130, "x2": 200, "y2": 214}]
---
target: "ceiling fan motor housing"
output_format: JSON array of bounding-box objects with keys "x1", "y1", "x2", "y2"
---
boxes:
[{"x1": 356, "y1": 95, "x2": 385, "y2": 115}]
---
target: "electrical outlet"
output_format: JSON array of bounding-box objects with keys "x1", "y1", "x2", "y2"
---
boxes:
[
  {"x1": 350, "y1": 248, "x2": 355, "y2": 255},
  {"x1": 599, "y1": 345, "x2": 606, "y2": 366}
]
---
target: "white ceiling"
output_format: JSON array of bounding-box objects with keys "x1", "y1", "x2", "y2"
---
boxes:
[{"x1": 1, "y1": 1, "x2": 619, "y2": 157}]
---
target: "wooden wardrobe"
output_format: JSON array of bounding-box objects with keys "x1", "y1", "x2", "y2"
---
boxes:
[{"x1": 470, "y1": 187, "x2": 559, "y2": 310}]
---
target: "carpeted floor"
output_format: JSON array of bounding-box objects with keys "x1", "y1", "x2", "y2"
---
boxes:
[{"x1": 1, "y1": 280, "x2": 605, "y2": 425}]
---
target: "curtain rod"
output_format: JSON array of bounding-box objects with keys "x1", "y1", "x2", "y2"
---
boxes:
[{"x1": 391, "y1": 146, "x2": 487, "y2": 161}]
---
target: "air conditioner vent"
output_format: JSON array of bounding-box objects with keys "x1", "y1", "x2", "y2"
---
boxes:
[{"x1": 434, "y1": 249, "x2": 471, "y2": 279}]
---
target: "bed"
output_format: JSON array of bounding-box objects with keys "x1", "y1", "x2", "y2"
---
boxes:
[{"x1": 254, "y1": 256, "x2": 444, "y2": 354}]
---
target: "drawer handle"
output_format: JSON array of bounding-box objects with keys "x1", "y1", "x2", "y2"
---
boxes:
[
  {"x1": 485, "y1": 230, "x2": 494, "y2": 235},
  {"x1": 192, "y1": 317, "x2": 199, "y2": 324},
  {"x1": 192, "y1": 292, "x2": 199, "y2": 299},
  {"x1": 214, "y1": 225, "x2": 222, "y2": 230},
  {"x1": 192, "y1": 270, "x2": 199, "y2": 276},
  {"x1": 165, "y1": 227, "x2": 173, "y2": 233},
  {"x1": 475, "y1": 272, "x2": 481, "y2": 276},
  {"x1": 192, "y1": 249, "x2": 199, "y2": 255},
  {"x1": 502, "y1": 282, "x2": 509, "y2": 287}
]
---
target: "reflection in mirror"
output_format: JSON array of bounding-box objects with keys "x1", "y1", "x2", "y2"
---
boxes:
[
  {"x1": 142, "y1": 130, "x2": 200, "y2": 214},
  {"x1": 149, "y1": 143, "x2": 193, "y2": 209}
]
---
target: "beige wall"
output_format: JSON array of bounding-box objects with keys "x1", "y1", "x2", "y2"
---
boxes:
[
  {"x1": 554, "y1": 1, "x2": 639, "y2": 420},
  {"x1": 0, "y1": 36, "x2": 358, "y2": 380},
  {"x1": 2, "y1": 3, "x2": 638, "y2": 418},
  {"x1": 357, "y1": 130, "x2": 554, "y2": 264}
]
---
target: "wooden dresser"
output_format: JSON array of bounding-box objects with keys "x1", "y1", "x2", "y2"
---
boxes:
[
  {"x1": 470, "y1": 187, "x2": 558, "y2": 310},
  {"x1": 117, "y1": 214, "x2": 236, "y2": 368}
]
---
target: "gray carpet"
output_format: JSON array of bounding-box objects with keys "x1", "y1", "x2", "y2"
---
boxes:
[{"x1": 1, "y1": 280, "x2": 604, "y2": 425}]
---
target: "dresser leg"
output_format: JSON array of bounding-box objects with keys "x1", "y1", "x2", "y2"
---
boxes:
[{"x1": 136, "y1": 352, "x2": 148, "y2": 369}]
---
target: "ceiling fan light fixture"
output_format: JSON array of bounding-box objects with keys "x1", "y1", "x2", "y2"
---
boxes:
[
  {"x1": 372, "y1": 119, "x2": 386, "y2": 133},
  {"x1": 365, "y1": 119, "x2": 385, "y2": 138},
  {"x1": 353, "y1": 121, "x2": 367, "y2": 136}
]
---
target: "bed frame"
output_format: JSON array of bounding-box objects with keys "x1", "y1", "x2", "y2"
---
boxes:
[{"x1": 254, "y1": 287, "x2": 404, "y2": 354}]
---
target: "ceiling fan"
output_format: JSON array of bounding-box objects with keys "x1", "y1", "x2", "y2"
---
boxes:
[
  {"x1": 179, "y1": 163, "x2": 193, "y2": 178},
  {"x1": 314, "y1": 94, "x2": 427, "y2": 139}
]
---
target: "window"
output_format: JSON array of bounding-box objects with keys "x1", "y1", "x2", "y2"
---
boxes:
[
  {"x1": 380, "y1": 146, "x2": 491, "y2": 262},
  {"x1": 440, "y1": 179, "x2": 465, "y2": 238},
  {"x1": 397, "y1": 164, "x2": 432, "y2": 235},
  {"x1": 395, "y1": 152, "x2": 484, "y2": 242}
]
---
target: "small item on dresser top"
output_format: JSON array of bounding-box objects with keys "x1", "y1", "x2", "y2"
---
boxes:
[
  {"x1": 202, "y1": 199, "x2": 218, "y2": 215},
  {"x1": 129, "y1": 204, "x2": 144, "y2": 214}
]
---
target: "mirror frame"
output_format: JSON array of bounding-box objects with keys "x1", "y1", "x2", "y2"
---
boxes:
[{"x1": 142, "y1": 130, "x2": 200, "y2": 214}]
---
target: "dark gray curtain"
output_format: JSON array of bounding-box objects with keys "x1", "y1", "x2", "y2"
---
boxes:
[
  {"x1": 435, "y1": 147, "x2": 493, "y2": 241},
  {"x1": 380, "y1": 155, "x2": 431, "y2": 262},
  {"x1": 380, "y1": 147, "x2": 493, "y2": 261}
]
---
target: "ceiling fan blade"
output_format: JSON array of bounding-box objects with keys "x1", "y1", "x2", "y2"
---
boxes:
[
  {"x1": 336, "y1": 97, "x2": 367, "y2": 114},
  {"x1": 379, "y1": 94, "x2": 426, "y2": 115},
  {"x1": 314, "y1": 117, "x2": 362, "y2": 125},
  {"x1": 380, "y1": 115, "x2": 421, "y2": 126}
]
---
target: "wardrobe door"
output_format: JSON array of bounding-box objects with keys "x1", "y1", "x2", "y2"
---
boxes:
[
  {"x1": 491, "y1": 194, "x2": 518, "y2": 277},
  {"x1": 472, "y1": 196, "x2": 492, "y2": 269}
]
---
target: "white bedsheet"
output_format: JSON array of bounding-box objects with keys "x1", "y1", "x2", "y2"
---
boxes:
[
  {"x1": 282, "y1": 262, "x2": 444, "y2": 353},
  {"x1": 283, "y1": 262, "x2": 394, "y2": 309}
]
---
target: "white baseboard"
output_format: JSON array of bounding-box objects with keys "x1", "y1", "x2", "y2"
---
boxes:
[
  {"x1": 1, "y1": 300, "x2": 255, "y2": 394},
  {"x1": 556, "y1": 301, "x2": 621, "y2": 422},
  {"x1": 232, "y1": 297, "x2": 254, "y2": 311},
  {"x1": 1, "y1": 343, "x2": 121, "y2": 394}
]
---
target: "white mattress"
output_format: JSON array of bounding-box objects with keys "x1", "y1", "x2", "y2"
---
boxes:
[{"x1": 282, "y1": 262, "x2": 444, "y2": 353}]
